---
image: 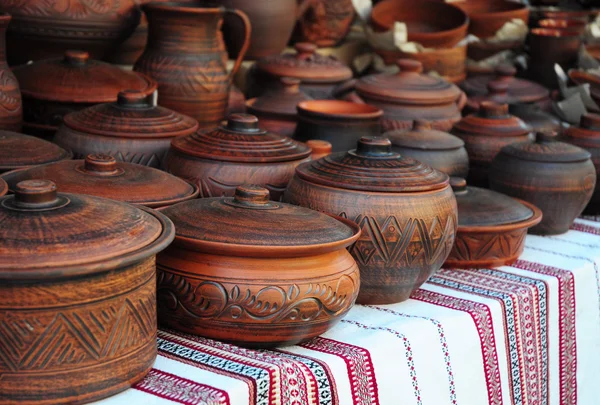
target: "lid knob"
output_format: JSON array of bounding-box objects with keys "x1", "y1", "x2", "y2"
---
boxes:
[
  {"x1": 449, "y1": 177, "x2": 467, "y2": 193},
  {"x1": 535, "y1": 131, "x2": 557, "y2": 143},
  {"x1": 487, "y1": 81, "x2": 509, "y2": 95},
  {"x1": 495, "y1": 64, "x2": 517, "y2": 79},
  {"x1": 480, "y1": 101, "x2": 509, "y2": 118},
  {"x1": 13, "y1": 180, "x2": 58, "y2": 207},
  {"x1": 117, "y1": 90, "x2": 152, "y2": 107},
  {"x1": 64, "y1": 50, "x2": 89, "y2": 66},
  {"x1": 356, "y1": 136, "x2": 393, "y2": 156},
  {"x1": 295, "y1": 42, "x2": 317, "y2": 59},
  {"x1": 226, "y1": 113, "x2": 262, "y2": 133},
  {"x1": 396, "y1": 59, "x2": 423, "y2": 74},
  {"x1": 281, "y1": 77, "x2": 301, "y2": 94},
  {"x1": 307, "y1": 139, "x2": 332, "y2": 154},
  {"x1": 413, "y1": 120, "x2": 433, "y2": 131},
  {"x1": 580, "y1": 112, "x2": 600, "y2": 130},
  {"x1": 84, "y1": 154, "x2": 120, "y2": 174},
  {"x1": 233, "y1": 185, "x2": 270, "y2": 206}
]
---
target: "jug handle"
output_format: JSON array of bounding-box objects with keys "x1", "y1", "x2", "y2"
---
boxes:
[{"x1": 225, "y1": 8, "x2": 251, "y2": 81}]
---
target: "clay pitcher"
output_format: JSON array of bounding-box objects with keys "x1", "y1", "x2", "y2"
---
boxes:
[
  {"x1": 0, "y1": 13, "x2": 22, "y2": 132},
  {"x1": 134, "y1": 2, "x2": 250, "y2": 129}
]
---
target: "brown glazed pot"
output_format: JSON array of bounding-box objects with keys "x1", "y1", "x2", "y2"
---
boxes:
[
  {"x1": 1, "y1": 154, "x2": 199, "y2": 209},
  {"x1": 386, "y1": 120, "x2": 469, "y2": 178},
  {"x1": 445, "y1": 177, "x2": 542, "y2": 269},
  {"x1": 13, "y1": 50, "x2": 156, "y2": 140},
  {"x1": 451, "y1": 102, "x2": 533, "y2": 188},
  {"x1": 134, "y1": 2, "x2": 251, "y2": 129},
  {"x1": 283, "y1": 137, "x2": 458, "y2": 304},
  {"x1": 293, "y1": 100, "x2": 383, "y2": 152},
  {"x1": 0, "y1": 131, "x2": 71, "y2": 174},
  {"x1": 165, "y1": 114, "x2": 311, "y2": 200},
  {"x1": 0, "y1": 14, "x2": 22, "y2": 132},
  {"x1": 490, "y1": 132, "x2": 596, "y2": 235},
  {"x1": 454, "y1": 0, "x2": 529, "y2": 39},
  {"x1": 0, "y1": 179, "x2": 175, "y2": 404},
  {"x1": 53, "y1": 90, "x2": 198, "y2": 168},
  {"x1": 157, "y1": 184, "x2": 361, "y2": 347},
  {"x1": 295, "y1": 0, "x2": 356, "y2": 47}
]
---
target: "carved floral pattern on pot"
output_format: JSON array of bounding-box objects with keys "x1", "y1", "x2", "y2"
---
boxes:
[{"x1": 448, "y1": 229, "x2": 526, "y2": 264}]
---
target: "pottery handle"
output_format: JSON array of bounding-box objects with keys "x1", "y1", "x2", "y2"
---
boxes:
[
  {"x1": 456, "y1": 90, "x2": 467, "y2": 111},
  {"x1": 225, "y1": 8, "x2": 251, "y2": 81}
]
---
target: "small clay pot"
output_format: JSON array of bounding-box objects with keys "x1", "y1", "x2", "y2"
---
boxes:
[
  {"x1": 454, "y1": 0, "x2": 529, "y2": 39},
  {"x1": 306, "y1": 140, "x2": 332, "y2": 160}
]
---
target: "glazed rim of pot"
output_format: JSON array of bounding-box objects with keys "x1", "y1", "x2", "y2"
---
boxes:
[{"x1": 296, "y1": 100, "x2": 383, "y2": 119}]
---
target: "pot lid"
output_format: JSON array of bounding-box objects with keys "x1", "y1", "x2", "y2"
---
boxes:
[
  {"x1": 355, "y1": 59, "x2": 462, "y2": 105},
  {"x1": 452, "y1": 102, "x2": 531, "y2": 137},
  {"x1": 62, "y1": 90, "x2": 199, "y2": 138},
  {"x1": 294, "y1": 137, "x2": 449, "y2": 193},
  {"x1": 1, "y1": 154, "x2": 199, "y2": 208},
  {"x1": 170, "y1": 114, "x2": 312, "y2": 163},
  {"x1": 386, "y1": 120, "x2": 464, "y2": 151},
  {"x1": 161, "y1": 184, "x2": 360, "y2": 257},
  {"x1": 451, "y1": 177, "x2": 533, "y2": 227},
  {"x1": 14, "y1": 50, "x2": 156, "y2": 103},
  {"x1": 499, "y1": 132, "x2": 592, "y2": 163},
  {"x1": 246, "y1": 77, "x2": 313, "y2": 117},
  {"x1": 255, "y1": 43, "x2": 353, "y2": 83},
  {"x1": 564, "y1": 113, "x2": 600, "y2": 146},
  {"x1": 0, "y1": 131, "x2": 71, "y2": 172},
  {"x1": 0, "y1": 180, "x2": 175, "y2": 280}
]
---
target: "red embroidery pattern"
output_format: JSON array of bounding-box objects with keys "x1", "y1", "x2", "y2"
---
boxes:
[{"x1": 570, "y1": 222, "x2": 600, "y2": 236}]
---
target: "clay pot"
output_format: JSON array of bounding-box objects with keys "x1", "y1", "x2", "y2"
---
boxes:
[
  {"x1": 307, "y1": 139, "x2": 332, "y2": 160},
  {"x1": 246, "y1": 77, "x2": 313, "y2": 137},
  {"x1": 134, "y1": 2, "x2": 251, "y2": 129},
  {"x1": 454, "y1": 0, "x2": 529, "y2": 39},
  {"x1": 0, "y1": 14, "x2": 22, "y2": 132},
  {"x1": 0, "y1": 131, "x2": 71, "y2": 174},
  {"x1": 157, "y1": 184, "x2": 361, "y2": 347},
  {"x1": 509, "y1": 103, "x2": 561, "y2": 134},
  {"x1": 283, "y1": 137, "x2": 458, "y2": 304},
  {"x1": 295, "y1": 0, "x2": 356, "y2": 47},
  {"x1": 1, "y1": 154, "x2": 198, "y2": 209},
  {"x1": 451, "y1": 102, "x2": 533, "y2": 188},
  {"x1": 445, "y1": 177, "x2": 543, "y2": 269},
  {"x1": 165, "y1": 114, "x2": 311, "y2": 200},
  {"x1": 293, "y1": 100, "x2": 383, "y2": 152},
  {"x1": 386, "y1": 120, "x2": 469, "y2": 178},
  {"x1": 539, "y1": 18, "x2": 587, "y2": 34},
  {"x1": 13, "y1": 50, "x2": 156, "y2": 140},
  {"x1": 490, "y1": 132, "x2": 596, "y2": 235},
  {"x1": 53, "y1": 90, "x2": 198, "y2": 168},
  {"x1": 370, "y1": 0, "x2": 468, "y2": 48},
  {"x1": 0, "y1": 179, "x2": 175, "y2": 404}
]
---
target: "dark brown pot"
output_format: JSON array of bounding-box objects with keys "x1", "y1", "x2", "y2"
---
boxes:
[
  {"x1": 0, "y1": 179, "x2": 175, "y2": 404},
  {"x1": 283, "y1": 137, "x2": 458, "y2": 304},
  {"x1": 293, "y1": 100, "x2": 383, "y2": 152},
  {"x1": 0, "y1": 13, "x2": 21, "y2": 132},
  {"x1": 0, "y1": 130, "x2": 71, "y2": 174},
  {"x1": 295, "y1": 0, "x2": 355, "y2": 47},
  {"x1": 53, "y1": 90, "x2": 198, "y2": 168},
  {"x1": 165, "y1": 114, "x2": 311, "y2": 200},
  {"x1": 490, "y1": 132, "x2": 596, "y2": 235},
  {"x1": 134, "y1": 2, "x2": 251, "y2": 129}
]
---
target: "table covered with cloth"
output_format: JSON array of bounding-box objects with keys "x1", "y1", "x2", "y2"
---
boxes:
[{"x1": 94, "y1": 217, "x2": 600, "y2": 405}]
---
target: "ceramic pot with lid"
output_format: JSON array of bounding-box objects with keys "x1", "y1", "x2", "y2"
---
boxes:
[
  {"x1": 0, "y1": 180, "x2": 175, "y2": 404},
  {"x1": 490, "y1": 132, "x2": 596, "y2": 235},
  {"x1": 283, "y1": 137, "x2": 458, "y2": 304},
  {"x1": 446, "y1": 177, "x2": 542, "y2": 269},
  {"x1": 157, "y1": 184, "x2": 361, "y2": 347},
  {"x1": 0, "y1": 13, "x2": 22, "y2": 132},
  {"x1": 53, "y1": 90, "x2": 198, "y2": 168},
  {"x1": 0, "y1": 131, "x2": 71, "y2": 174},
  {"x1": 451, "y1": 102, "x2": 533, "y2": 188},
  {"x1": 13, "y1": 50, "x2": 156, "y2": 140},
  {"x1": 165, "y1": 114, "x2": 312, "y2": 200},
  {"x1": 386, "y1": 120, "x2": 469, "y2": 178},
  {"x1": 1, "y1": 154, "x2": 198, "y2": 209}
]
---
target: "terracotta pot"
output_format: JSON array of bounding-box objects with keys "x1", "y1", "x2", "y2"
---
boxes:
[
  {"x1": 539, "y1": 18, "x2": 587, "y2": 34},
  {"x1": 445, "y1": 177, "x2": 543, "y2": 269},
  {"x1": 490, "y1": 132, "x2": 596, "y2": 235},
  {"x1": 0, "y1": 179, "x2": 175, "y2": 404},
  {"x1": 386, "y1": 120, "x2": 469, "y2": 178},
  {"x1": 246, "y1": 77, "x2": 313, "y2": 137},
  {"x1": 306, "y1": 139, "x2": 332, "y2": 160},
  {"x1": 53, "y1": 90, "x2": 198, "y2": 168},
  {"x1": 0, "y1": 14, "x2": 22, "y2": 132},
  {"x1": 295, "y1": 0, "x2": 356, "y2": 47},
  {"x1": 451, "y1": 102, "x2": 533, "y2": 188},
  {"x1": 13, "y1": 50, "x2": 156, "y2": 141},
  {"x1": 1, "y1": 154, "x2": 199, "y2": 209},
  {"x1": 134, "y1": 2, "x2": 251, "y2": 129},
  {"x1": 370, "y1": 0, "x2": 468, "y2": 48},
  {"x1": 165, "y1": 114, "x2": 311, "y2": 200},
  {"x1": 454, "y1": 0, "x2": 529, "y2": 39},
  {"x1": 157, "y1": 184, "x2": 361, "y2": 347},
  {"x1": 293, "y1": 100, "x2": 383, "y2": 152},
  {"x1": 283, "y1": 137, "x2": 458, "y2": 304},
  {"x1": 0, "y1": 130, "x2": 71, "y2": 174},
  {"x1": 509, "y1": 103, "x2": 561, "y2": 134}
]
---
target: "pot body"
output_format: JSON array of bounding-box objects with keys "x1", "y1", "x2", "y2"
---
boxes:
[
  {"x1": 296, "y1": 0, "x2": 355, "y2": 47},
  {"x1": 0, "y1": 15, "x2": 21, "y2": 132},
  {"x1": 156, "y1": 247, "x2": 359, "y2": 347},
  {"x1": 561, "y1": 138, "x2": 600, "y2": 215},
  {"x1": 527, "y1": 30, "x2": 581, "y2": 90},
  {"x1": 390, "y1": 146, "x2": 469, "y2": 178},
  {"x1": 0, "y1": 257, "x2": 157, "y2": 404},
  {"x1": 283, "y1": 178, "x2": 458, "y2": 304}
]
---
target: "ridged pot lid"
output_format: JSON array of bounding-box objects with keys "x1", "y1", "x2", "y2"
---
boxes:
[
  {"x1": 452, "y1": 102, "x2": 531, "y2": 137},
  {"x1": 355, "y1": 59, "x2": 462, "y2": 105},
  {"x1": 564, "y1": 113, "x2": 600, "y2": 146},
  {"x1": 14, "y1": 50, "x2": 156, "y2": 103},
  {"x1": 256, "y1": 43, "x2": 353, "y2": 83},
  {"x1": 0, "y1": 131, "x2": 71, "y2": 172},
  {"x1": 451, "y1": 177, "x2": 533, "y2": 227},
  {"x1": 161, "y1": 184, "x2": 360, "y2": 257},
  {"x1": 386, "y1": 120, "x2": 464, "y2": 151},
  {"x1": 294, "y1": 137, "x2": 449, "y2": 192},
  {"x1": 0, "y1": 180, "x2": 175, "y2": 280},
  {"x1": 499, "y1": 132, "x2": 592, "y2": 163},
  {"x1": 246, "y1": 77, "x2": 313, "y2": 117},
  {"x1": 1, "y1": 154, "x2": 199, "y2": 208},
  {"x1": 170, "y1": 114, "x2": 312, "y2": 163},
  {"x1": 62, "y1": 90, "x2": 199, "y2": 138}
]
